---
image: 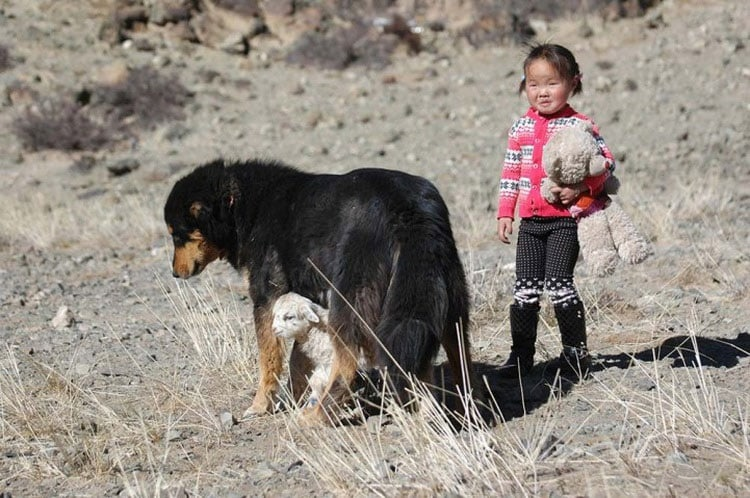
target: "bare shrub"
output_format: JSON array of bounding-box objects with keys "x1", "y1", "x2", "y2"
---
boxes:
[
  {"x1": 285, "y1": 23, "x2": 405, "y2": 70},
  {"x1": 215, "y1": 0, "x2": 262, "y2": 16},
  {"x1": 285, "y1": 28, "x2": 359, "y2": 70},
  {"x1": 12, "y1": 97, "x2": 116, "y2": 152},
  {"x1": 0, "y1": 44, "x2": 11, "y2": 72},
  {"x1": 93, "y1": 65, "x2": 192, "y2": 128}
]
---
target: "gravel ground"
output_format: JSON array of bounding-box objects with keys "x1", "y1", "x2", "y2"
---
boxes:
[{"x1": 1, "y1": 0, "x2": 748, "y2": 496}]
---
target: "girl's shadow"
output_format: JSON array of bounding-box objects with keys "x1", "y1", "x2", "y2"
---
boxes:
[{"x1": 436, "y1": 331, "x2": 750, "y2": 424}]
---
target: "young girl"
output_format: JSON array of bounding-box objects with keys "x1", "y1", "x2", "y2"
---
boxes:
[{"x1": 496, "y1": 43, "x2": 615, "y2": 380}]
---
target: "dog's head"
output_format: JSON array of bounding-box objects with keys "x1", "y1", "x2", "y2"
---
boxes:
[{"x1": 164, "y1": 160, "x2": 236, "y2": 279}]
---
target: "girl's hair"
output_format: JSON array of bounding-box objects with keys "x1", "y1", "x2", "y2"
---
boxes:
[{"x1": 518, "y1": 43, "x2": 583, "y2": 95}]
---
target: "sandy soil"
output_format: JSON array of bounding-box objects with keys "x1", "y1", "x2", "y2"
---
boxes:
[{"x1": 0, "y1": 0, "x2": 748, "y2": 496}]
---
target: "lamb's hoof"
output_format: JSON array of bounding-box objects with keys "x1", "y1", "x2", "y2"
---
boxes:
[{"x1": 298, "y1": 405, "x2": 330, "y2": 427}]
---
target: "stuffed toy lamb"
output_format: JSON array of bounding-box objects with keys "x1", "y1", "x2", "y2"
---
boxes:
[{"x1": 542, "y1": 121, "x2": 651, "y2": 276}]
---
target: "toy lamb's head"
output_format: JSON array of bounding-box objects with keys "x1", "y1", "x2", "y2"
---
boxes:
[{"x1": 543, "y1": 120, "x2": 609, "y2": 184}]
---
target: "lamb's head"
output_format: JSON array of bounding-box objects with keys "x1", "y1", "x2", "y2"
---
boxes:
[
  {"x1": 271, "y1": 293, "x2": 323, "y2": 340},
  {"x1": 542, "y1": 120, "x2": 601, "y2": 185}
]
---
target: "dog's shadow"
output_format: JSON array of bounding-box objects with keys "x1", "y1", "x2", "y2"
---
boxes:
[{"x1": 434, "y1": 331, "x2": 750, "y2": 424}]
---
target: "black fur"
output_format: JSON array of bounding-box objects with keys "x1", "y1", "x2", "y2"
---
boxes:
[{"x1": 164, "y1": 158, "x2": 480, "y2": 413}]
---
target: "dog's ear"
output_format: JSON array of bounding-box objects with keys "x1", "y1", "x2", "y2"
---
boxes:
[
  {"x1": 190, "y1": 201, "x2": 208, "y2": 219},
  {"x1": 219, "y1": 194, "x2": 234, "y2": 221}
]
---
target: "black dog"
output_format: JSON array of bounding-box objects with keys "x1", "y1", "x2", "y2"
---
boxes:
[{"x1": 164, "y1": 158, "x2": 482, "y2": 422}]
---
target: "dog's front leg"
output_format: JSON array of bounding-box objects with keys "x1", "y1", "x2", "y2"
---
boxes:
[{"x1": 244, "y1": 305, "x2": 285, "y2": 418}]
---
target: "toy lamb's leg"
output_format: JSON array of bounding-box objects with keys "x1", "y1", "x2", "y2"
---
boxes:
[
  {"x1": 605, "y1": 200, "x2": 652, "y2": 264},
  {"x1": 578, "y1": 211, "x2": 618, "y2": 277}
]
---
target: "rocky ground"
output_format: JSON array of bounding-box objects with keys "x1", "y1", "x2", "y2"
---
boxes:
[{"x1": 0, "y1": 0, "x2": 748, "y2": 496}]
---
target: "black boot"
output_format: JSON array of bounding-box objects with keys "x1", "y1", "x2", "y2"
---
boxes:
[
  {"x1": 498, "y1": 304, "x2": 538, "y2": 378},
  {"x1": 555, "y1": 301, "x2": 591, "y2": 381}
]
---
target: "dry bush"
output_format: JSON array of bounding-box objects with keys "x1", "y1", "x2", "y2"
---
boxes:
[
  {"x1": 12, "y1": 97, "x2": 117, "y2": 152},
  {"x1": 12, "y1": 66, "x2": 191, "y2": 152},
  {"x1": 0, "y1": 44, "x2": 12, "y2": 72},
  {"x1": 93, "y1": 65, "x2": 192, "y2": 129},
  {"x1": 285, "y1": 24, "x2": 404, "y2": 71}
]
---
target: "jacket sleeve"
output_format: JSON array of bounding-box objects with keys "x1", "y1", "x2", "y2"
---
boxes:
[
  {"x1": 583, "y1": 123, "x2": 616, "y2": 196},
  {"x1": 496, "y1": 128, "x2": 522, "y2": 219}
]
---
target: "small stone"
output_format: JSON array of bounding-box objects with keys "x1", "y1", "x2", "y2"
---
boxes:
[
  {"x1": 52, "y1": 306, "x2": 74, "y2": 329},
  {"x1": 219, "y1": 411, "x2": 237, "y2": 430}
]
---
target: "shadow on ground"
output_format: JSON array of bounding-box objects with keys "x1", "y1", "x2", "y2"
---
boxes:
[{"x1": 436, "y1": 331, "x2": 750, "y2": 424}]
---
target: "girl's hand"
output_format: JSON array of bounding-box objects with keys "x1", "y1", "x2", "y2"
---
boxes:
[
  {"x1": 550, "y1": 183, "x2": 586, "y2": 205},
  {"x1": 497, "y1": 217, "x2": 513, "y2": 244}
]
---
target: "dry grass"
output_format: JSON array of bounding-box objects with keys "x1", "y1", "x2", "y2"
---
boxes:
[
  {"x1": 0, "y1": 186, "x2": 164, "y2": 250},
  {"x1": 0, "y1": 142, "x2": 747, "y2": 495},
  {"x1": 284, "y1": 318, "x2": 749, "y2": 496},
  {"x1": 1, "y1": 258, "x2": 748, "y2": 495}
]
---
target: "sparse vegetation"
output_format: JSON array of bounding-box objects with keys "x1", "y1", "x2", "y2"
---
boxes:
[
  {"x1": 93, "y1": 65, "x2": 192, "y2": 129},
  {"x1": 11, "y1": 66, "x2": 191, "y2": 152},
  {"x1": 0, "y1": 44, "x2": 12, "y2": 72},
  {"x1": 12, "y1": 97, "x2": 117, "y2": 152},
  {"x1": 1, "y1": 0, "x2": 748, "y2": 496}
]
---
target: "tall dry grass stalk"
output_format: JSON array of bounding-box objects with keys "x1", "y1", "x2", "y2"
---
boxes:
[
  {"x1": 283, "y1": 310, "x2": 749, "y2": 495},
  {"x1": 153, "y1": 271, "x2": 258, "y2": 382}
]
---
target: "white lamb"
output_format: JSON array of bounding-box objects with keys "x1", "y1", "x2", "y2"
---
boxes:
[{"x1": 272, "y1": 292, "x2": 369, "y2": 407}]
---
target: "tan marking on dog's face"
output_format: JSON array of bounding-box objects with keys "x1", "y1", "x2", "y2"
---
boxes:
[{"x1": 171, "y1": 229, "x2": 224, "y2": 278}]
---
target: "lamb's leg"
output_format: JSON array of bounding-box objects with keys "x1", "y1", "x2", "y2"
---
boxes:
[{"x1": 300, "y1": 331, "x2": 358, "y2": 425}]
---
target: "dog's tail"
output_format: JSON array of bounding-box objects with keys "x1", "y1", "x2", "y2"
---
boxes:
[{"x1": 375, "y1": 192, "x2": 472, "y2": 404}]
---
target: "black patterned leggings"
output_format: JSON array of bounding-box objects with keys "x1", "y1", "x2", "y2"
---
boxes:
[{"x1": 513, "y1": 216, "x2": 581, "y2": 308}]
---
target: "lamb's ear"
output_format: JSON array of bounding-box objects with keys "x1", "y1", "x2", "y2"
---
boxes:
[{"x1": 301, "y1": 304, "x2": 320, "y2": 323}]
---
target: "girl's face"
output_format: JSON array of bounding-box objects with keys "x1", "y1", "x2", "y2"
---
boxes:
[{"x1": 524, "y1": 59, "x2": 575, "y2": 115}]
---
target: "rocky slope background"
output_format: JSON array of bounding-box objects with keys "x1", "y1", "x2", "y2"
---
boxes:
[{"x1": 0, "y1": 0, "x2": 748, "y2": 496}]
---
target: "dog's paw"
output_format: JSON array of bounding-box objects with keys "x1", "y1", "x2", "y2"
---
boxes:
[{"x1": 240, "y1": 392, "x2": 281, "y2": 420}]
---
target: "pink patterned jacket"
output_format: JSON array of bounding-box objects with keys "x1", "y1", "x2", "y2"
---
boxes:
[{"x1": 496, "y1": 105, "x2": 615, "y2": 220}]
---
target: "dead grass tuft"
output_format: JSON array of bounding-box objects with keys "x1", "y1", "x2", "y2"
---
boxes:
[
  {"x1": 0, "y1": 44, "x2": 12, "y2": 72},
  {"x1": 93, "y1": 65, "x2": 192, "y2": 129},
  {"x1": 12, "y1": 97, "x2": 117, "y2": 152}
]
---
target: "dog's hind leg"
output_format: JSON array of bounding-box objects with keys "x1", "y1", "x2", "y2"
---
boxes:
[
  {"x1": 244, "y1": 305, "x2": 285, "y2": 418},
  {"x1": 377, "y1": 317, "x2": 440, "y2": 407}
]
